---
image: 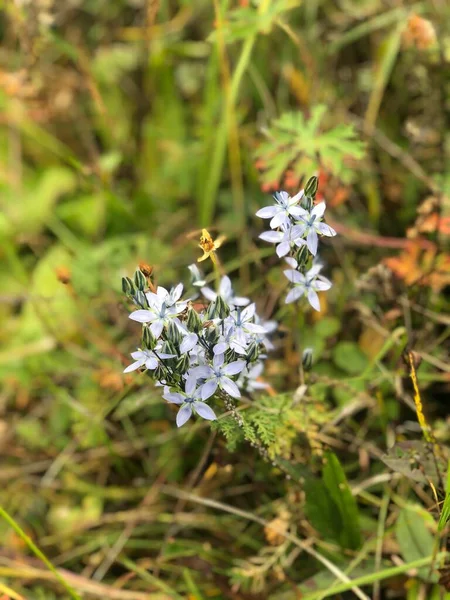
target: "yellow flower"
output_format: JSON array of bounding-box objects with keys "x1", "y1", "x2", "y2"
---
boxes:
[{"x1": 197, "y1": 229, "x2": 225, "y2": 265}]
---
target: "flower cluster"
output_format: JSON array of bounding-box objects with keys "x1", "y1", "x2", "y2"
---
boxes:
[
  {"x1": 122, "y1": 266, "x2": 273, "y2": 427},
  {"x1": 256, "y1": 177, "x2": 336, "y2": 311}
]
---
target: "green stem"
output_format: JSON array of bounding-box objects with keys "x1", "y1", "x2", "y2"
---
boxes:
[
  {"x1": 302, "y1": 551, "x2": 448, "y2": 600},
  {"x1": 199, "y1": 0, "x2": 270, "y2": 225},
  {"x1": 0, "y1": 505, "x2": 82, "y2": 600}
]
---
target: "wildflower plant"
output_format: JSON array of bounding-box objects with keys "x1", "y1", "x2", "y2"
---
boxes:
[
  {"x1": 121, "y1": 176, "x2": 335, "y2": 436},
  {"x1": 121, "y1": 234, "x2": 273, "y2": 428},
  {"x1": 256, "y1": 175, "x2": 336, "y2": 311}
]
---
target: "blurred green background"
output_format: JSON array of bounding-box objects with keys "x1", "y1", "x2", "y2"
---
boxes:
[{"x1": 1, "y1": 0, "x2": 449, "y2": 598}]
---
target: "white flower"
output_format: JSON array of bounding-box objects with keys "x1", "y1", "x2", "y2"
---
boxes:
[
  {"x1": 237, "y1": 362, "x2": 269, "y2": 393},
  {"x1": 256, "y1": 190, "x2": 304, "y2": 229},
  {"x1": 129, "y1": 284, "x2": 187, "y2": 338},
  {"x1": 284, "y1": 264, "x2": 332, "y2": 311},
  {"x1": 295, "y1": 202, "x2": 336, "y2": 255},
  {"x1": 228, "y1": 303, "x2": 268, "y2": 347},
  {"x1": 123, "y1": 348, "x2": 176, "y2": 373},
  {"x1": 188, "y1": 264, "x2": 207, "y2": 287},
  {"x1": 188, "y1": 354, "x2": 246, "y2": 400},
  {"x1": 201, "y1": 275, "x2": 249, "y2": 307},
  {"x1": 163, "y1": 380, "x2": 217, "y2": 427},
  {"x1": 259, "y1": 222, "x2": 306, "y2": 257}
]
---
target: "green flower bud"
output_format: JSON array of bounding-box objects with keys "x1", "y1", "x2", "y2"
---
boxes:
[
  {"x1": 206, "y1": 300, "x2": 218, "y2": 320},
  {"x1": 246, "y1": 342, "x2": 260, "y2": 362},
  {"x1": 304, "y1": 175, "x2": 318, "y2": 199},
  {"x1": 203, "y1": 323, "x2": 220, "y2": 345},
  {"x1": 166, "y1": 321, "x2": 182, "y2": 346},
  {"x1": 175, "y1": 354, "x2": 190, "y2": 373},
  {"x1": 122, "y1": 276, "x2": 132, "y2": 295},
  {"x1": 186, "y1": 307, "x2": 202, "y2": 333},
  {"x1": 135, "y1": 290, "x2": 149, "y2": 309},
  {"x1": 215, "y1": 295, "x2": 230, "y2": 318},
  {"x1": 302, "y1": 347, "x2": 313, "y2": 370},
  {"x1": 134, "y1": 269, "x2": 147, "y2": 291},
  {"x1": 142, "y1": 326, "x2": 156, "y2": 350}
]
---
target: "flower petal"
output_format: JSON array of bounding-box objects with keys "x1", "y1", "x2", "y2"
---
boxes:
[
  {"x1": 284, "y1": 257, "x2": 298, "y2": 269},
  {"x1": 213, "y1": 342, "x2": 228, "y2": 355},
  {"x1": 201, "y1": 286, "x2": 216, "y2": 302},
  {"x1": 223, "y1": 360, "x2": 246, "y2": 376},
  {"x1": 276, "y1": 241, "x2": 290, "y2": 257},
  {"x1": 314, "y1": 279, "x2": 332, "y2": 291},
  {"x1": 220, "y1": 377, "x2": 241, "y2": 398},
  {"x1": 129, "y1": 310, "x2": 153, "y2": 323},
  {"x1": 307, "y1": 288, "x2": 321, "y2": 311},
  {"x1": 240, "y1": 303, "x2": 255, "y2": 322},
  {"x1": 315, "y1": 222, "x2": 336, "y2": 237},
  {"x1": 312, "y1": 202, "x2": 326, "y2": 219},
  {"x1": 270, "y1": 211, "x2": 288, "y2": 229},
  {"x1": 176, "y1": 404, "x2": 192, "y2": 427},
  {"x1": 180, "y1": 333, "x2": 198, "y2": 354},
  {"x1": 306, "y1": 228, "x2": 318, "y2": 255},
  {"x1": 201, "y1": 379, "x2": 218, "y2": 400},
  {"x1": 123, "y1": 359, "x2": 145, "y2": 373},
  {"x1": 150, "y1": 319, "x2": 164, "y2": 339},
  {"x1": 283, "y1": 269, "x2": 304, "y2": 284},
  {"x1": 193, "y1": 401, "x2": 217, "y2": 421},
  {"x1": 233, "y1": 295, "x2": 250, "y2": 306},
  {"x1": 285, "y1": 287, "x2": 304, "y2": 304},
  {"x1": 255, "y1": 206, "x2": 278, "y2": 218},
  {"x1": 164, "y1": 392, "x2": 184, "y2": 404},
  {"x1": 144, "y1": 356, "x2": 158, "y2": 370},
  {"x1": 259, "y1": 230, "x2": 284, "y2": 243}
]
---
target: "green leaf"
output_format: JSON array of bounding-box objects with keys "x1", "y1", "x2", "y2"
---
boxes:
[
  {"x1": 396, "y1": 505, "x2": 436, "y2": 581},
  {"x1": 256, "y1": 106, "x2": 365, "y2": 188},
  {"x1": 322, "y1": 451, "x2": 362, "y2": 550},
  {"x1": 332, "y1": 341, "x2": 369, "y2": 375},
  {"x1": 438, "y1": 460, "x2": 450, "y2": 532}
]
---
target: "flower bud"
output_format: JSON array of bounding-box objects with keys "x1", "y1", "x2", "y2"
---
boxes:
[
  {"x1": 122, "y1": 276, "x2": 135, "y2": 296},
  {"x1": 302, "y1": 348, "x2": 313, "y2": 370},
  {"x1": 215, "y1": 295, "x2": 230, "y2": 319},
  {"x1": 153, "y1": 365, "x2": 165, "y2": 382},
  {"x1": 246, "y1": 342, "x2": 260, "y2": 362},
  {"x1": 135, "y1": 290, "x2": 149, "y2": 309},
  {"x1": 142, "y1": 326, "x2": 156, "y2": 350},
  {"x1": 166, "y1": 321, "x2": 182, "y2": 346},
  {"x1": 175, "y1": 354, "x2": 190, "y2": 373},
  {"x1": 162, "y1": 340, "x2": 177, "y2": 357},
  {"x1": 206, "y1": 300, "x2": 218, "y2": 320},
  {"x1": 304, "y1": 175, "x2": 318, "y2": 199},
  {"x1": 203, "y1": 323, "x2": 220, "y2": 345},
  {"x1": 186, "y1": 307, "x2": 202, "y2": 333},
  {"x1": 134, "y1": 269, "x2": 147, "y2": 291}
]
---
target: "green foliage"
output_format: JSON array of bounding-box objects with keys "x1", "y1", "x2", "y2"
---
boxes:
[
  {"x1": 209, "y1": 0, "x2": 298, "y2": 43},
  {"x1": 255, "y1": 106, "x2": 365, "y2": 187},
  {"x1": 306, "y1": 452, "x2": 362, "y2": 550},
  {"x1": 1, "y1": 0, "x2": 449, "y2": 598}
]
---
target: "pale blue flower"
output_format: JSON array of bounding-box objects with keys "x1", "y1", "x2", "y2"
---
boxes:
[
  {"x1": 188, "y1": 353, "x2": 246, "y2": 400},
  {"x1": 228, "y1": 303, "x2": 268, "y2": 348},
  {"x1": 256, "y1": 190, "x2": 304, "y2": 229},
  {"x1": 259, "y1": 222, "x2": 306, "y2": 257},
  {"x1": 237, "y1": 362, "x2": 269, "y2": 393},
  {"x1": 123, "y1": 348, "x2": 176, "y2": 373},
  {"x1": 163, "y1": 379, "x2": 216, "y2": 427},
  {"x1": 129, "y1": 284, "x2": 187, "y2": 338},
  {"x1": 188, "y1": 264, "x2": 207, "y2": 287},
  {"x1": 201, "y1": 275, "x2": 249, "y2": 307},
  {"x1": 295, "y1": 202, "x2": 336, "y2": 255},
  {"x1": 284, "y1": 264, "x2": 332, "y2": 311}
]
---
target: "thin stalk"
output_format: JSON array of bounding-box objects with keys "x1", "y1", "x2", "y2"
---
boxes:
[{"x1": 0, "y1": 506, "x2": 81, "y2": 600}]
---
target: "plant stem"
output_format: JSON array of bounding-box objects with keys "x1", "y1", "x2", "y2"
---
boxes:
[{"x1": 0, "y1": 506, "x2": 82, "y2": 600}]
